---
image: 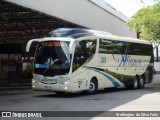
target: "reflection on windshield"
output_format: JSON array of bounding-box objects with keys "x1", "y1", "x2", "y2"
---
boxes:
[
  {"x1": 34, "y1": 41, "x2": 71, "y2": 76},
  {"x1": 72, "y1": 40, "x2": 97, "y2": 72}
]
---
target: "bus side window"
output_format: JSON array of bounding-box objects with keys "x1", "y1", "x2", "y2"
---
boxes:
[
  {"x1": 99, "y1": 39, "x2": 129, "y2": 54},
  {"x1": 72, "y1": 40, "x2": 97, "y2": 72}
]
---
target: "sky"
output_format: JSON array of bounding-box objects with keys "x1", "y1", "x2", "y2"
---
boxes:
[{"x1": 104, "y1": 0, "x2": 155, "y2": 17}]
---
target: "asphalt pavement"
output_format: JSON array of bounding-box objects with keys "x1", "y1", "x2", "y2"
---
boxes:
[{"x1": 0, "y1": 74, "x2": 160, "y2": 120}]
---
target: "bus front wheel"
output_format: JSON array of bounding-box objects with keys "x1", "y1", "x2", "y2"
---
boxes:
[{"x1": 86, "y1": 78, "x2": 98, "y2": 94}]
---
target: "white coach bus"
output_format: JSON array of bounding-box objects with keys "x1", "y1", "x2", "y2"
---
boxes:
[{"x1": 26, "y1": 28, "x2": 154, "y2": 94}]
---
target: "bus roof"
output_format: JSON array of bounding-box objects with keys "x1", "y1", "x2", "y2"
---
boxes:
[
  {"x1": 44, "y1": 28, "x2": 151, "y2": 45},
  {"x1": 28, "y1": 28, "x2": 148, "y2": 44},
  {"x1": 95, "y1": 34, "x2": 151, "y2": 45}
]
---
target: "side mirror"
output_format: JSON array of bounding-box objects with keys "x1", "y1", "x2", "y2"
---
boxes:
[{"x1": 26, "y1": 39, "x2": 40, "y2": 52}]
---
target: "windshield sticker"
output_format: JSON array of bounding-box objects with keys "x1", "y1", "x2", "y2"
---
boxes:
[
  {"x1": 35, "y1": 64, "x2": 49, "y2": 68},
  {"x1": 101, "y1": 57, "x2": 106, "y2": 63}
]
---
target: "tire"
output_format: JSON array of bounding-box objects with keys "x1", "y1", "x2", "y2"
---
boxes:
[
  {"x1": 85, "y1": 78, "x2": 98, "y2": 94},
  {"x1": 138, "y1": 76, "x2": 145, "y2": 89},
  {"x1": 131, "y1": 76, "x2": 139, "y2": 89}
]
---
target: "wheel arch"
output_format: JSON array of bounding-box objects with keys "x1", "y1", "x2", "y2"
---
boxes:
[
  {"x1": 91, "y1": 76, "x2": 98, "y2": 88},
  {"x1": 135, "y1": 74, "x2": 140, "y2": 80},
  {"x1": 141, "y1": 74, "x2": 146, "y2": 82}
]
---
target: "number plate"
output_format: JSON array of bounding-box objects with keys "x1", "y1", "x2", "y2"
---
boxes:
[{"x1": 44, "y1": 86, "x2": 52, "y2": 91}]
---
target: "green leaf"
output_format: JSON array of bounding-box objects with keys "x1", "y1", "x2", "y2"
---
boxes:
[{"x1": 127, "y1": 2, "x2": 160, "y2": 42}]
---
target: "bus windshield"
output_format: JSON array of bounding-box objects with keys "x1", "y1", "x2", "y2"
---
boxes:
[{"x1": 34, "y1": 41, "x2": 71, "y2": 76}]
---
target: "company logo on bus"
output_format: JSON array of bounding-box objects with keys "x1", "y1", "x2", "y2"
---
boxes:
[
  {"x1": 41, "y1": 78, "x2": 57, "y2": 84},
  {"x1": 112, "y1": 53, "x2": 143, "y2": 66}
]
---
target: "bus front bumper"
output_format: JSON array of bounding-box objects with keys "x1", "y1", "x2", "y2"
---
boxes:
[{"x1": 32, "y1": 80, "x2": 72, "y2": 93}]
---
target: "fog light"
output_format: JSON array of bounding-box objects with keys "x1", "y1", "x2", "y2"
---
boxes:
[
  {"x1": 32, "y1": 85, "x2": 35, "y2": 88},
  {"x1": 63, "y1": 80, "x2": 71, "y2": 85},
  {"x1": 32, "y1": 80, "x2": 36, "y2": 83},
  {"x1": 64, "y1": 87, "x2": 68, "y2": 90}
]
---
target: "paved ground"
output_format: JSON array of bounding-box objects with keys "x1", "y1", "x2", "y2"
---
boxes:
[{"x1": 0, "y1": 75, "x2": 160, "y2": 120}]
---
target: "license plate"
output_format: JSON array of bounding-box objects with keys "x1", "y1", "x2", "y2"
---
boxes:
[{"x1": 44, "y1": 86, "x2": 52, "y2": 91}]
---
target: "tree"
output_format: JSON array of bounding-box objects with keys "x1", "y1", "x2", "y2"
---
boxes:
[
  {"x1": 140, "y1": 0, "x2": 146, "y2": 7},
  {"x1": 127, "y1": 2, "x2": 160, "y2": 61}
]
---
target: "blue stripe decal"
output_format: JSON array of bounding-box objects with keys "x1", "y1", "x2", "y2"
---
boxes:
[{"x1": 88, "y1": 68, "x2": 121, "y2": 87}]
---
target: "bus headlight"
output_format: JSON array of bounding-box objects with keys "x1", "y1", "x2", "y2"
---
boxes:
[
  {"x1": 32, "y1": 80, "x2": 36, "y2": 83},
  {"x1": 63, "y1": 80, "x2": 71, "y2": 85}
]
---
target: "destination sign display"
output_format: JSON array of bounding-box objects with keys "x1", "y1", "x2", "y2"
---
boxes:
[{"x1": 44, "y1": 41, "x2": 64, "y2": 46}]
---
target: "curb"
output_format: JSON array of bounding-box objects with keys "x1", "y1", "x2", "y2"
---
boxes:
[
  {"x1": 0, "y1": 84, "x2": 32, "y2": 90},
  {"x1": 156, "y1": 71, "x2": 160, "y2": 74}
]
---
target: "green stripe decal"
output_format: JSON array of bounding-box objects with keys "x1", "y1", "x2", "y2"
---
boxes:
[{"x1": 87, "y1": 68, "x2": 121, "y2": 87}]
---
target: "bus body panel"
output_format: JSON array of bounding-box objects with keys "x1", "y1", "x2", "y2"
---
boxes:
[{"x1": 27, "y1": 28, "x2": 154, "y2": 93}]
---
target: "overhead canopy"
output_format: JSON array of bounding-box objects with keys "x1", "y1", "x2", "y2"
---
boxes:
[{"x1": 0, "y1": 0, "x2": 82, "y2": 44}]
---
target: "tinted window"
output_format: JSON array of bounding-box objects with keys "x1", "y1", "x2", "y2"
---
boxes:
[
  {"x1": 128, "y1": 43, "x2": 153, "y2": 55},
  {"x1": 99, "y1": 39, "x2": 128, "y2": 54},
  {"x1": 99, "y1": 39, "x2": 152, "y2": 55},
  {"x1": 72, "y1": 39, "x2": 97, "y2": 72},
  {"x1": 34, "y1": 41, "x2": 71, "y2": 76}
]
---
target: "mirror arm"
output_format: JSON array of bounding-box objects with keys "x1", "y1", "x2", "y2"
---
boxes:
[{"x1": 26, "y1": 39, "x2": 40, "y2": 52}]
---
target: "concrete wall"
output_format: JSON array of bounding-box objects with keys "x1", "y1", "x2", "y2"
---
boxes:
[{"x1": 6, "y1": 0, "x2": 137, "y2": 38}]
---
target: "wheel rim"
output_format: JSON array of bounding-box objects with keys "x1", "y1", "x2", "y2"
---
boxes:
[
  {"x1": 134, "y1": 78, "x2": 138, "y2": 88},
  {"x1": 139, "y1": 78, "x2": 144, "y2": 87},
  {"x1": 88, "y1": 82, "x2": 95, "y2": 92}
]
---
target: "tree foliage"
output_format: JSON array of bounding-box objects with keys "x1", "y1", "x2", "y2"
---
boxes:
[{"x1": 127, "y1": 2, "x2": 160, "y2": 42}]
